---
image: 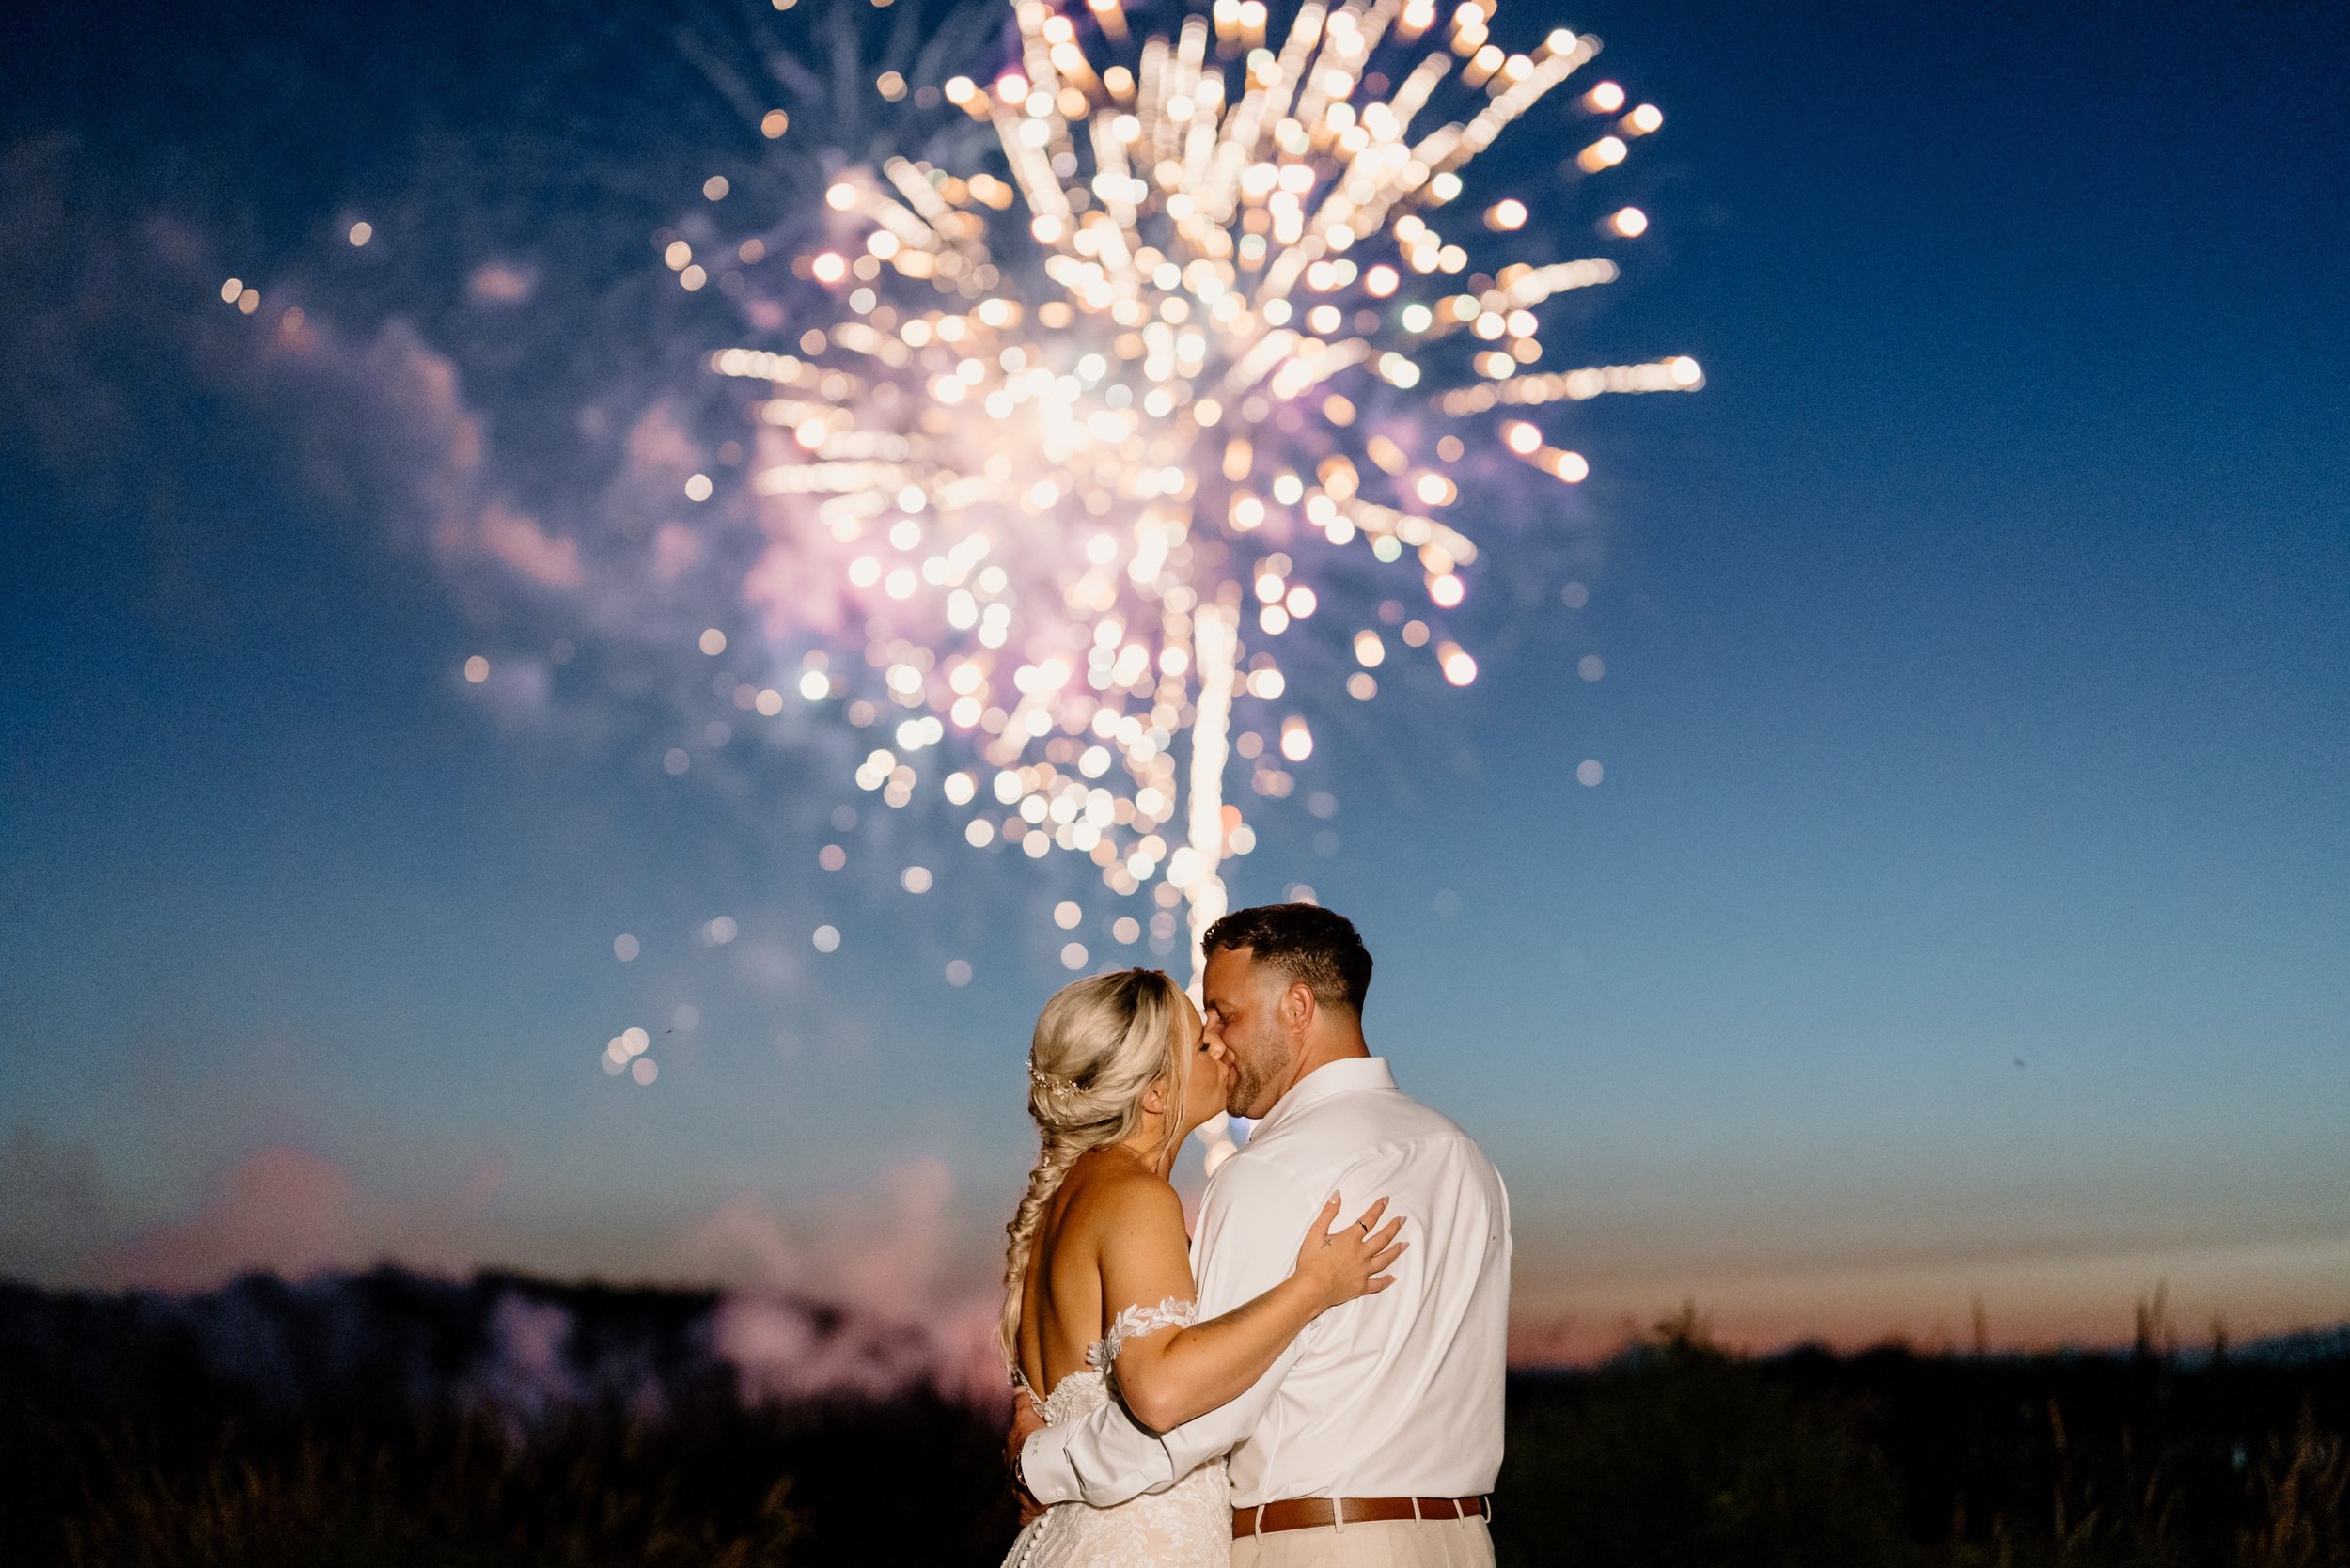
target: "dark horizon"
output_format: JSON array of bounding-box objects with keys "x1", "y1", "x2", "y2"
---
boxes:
[{"x1": 8, "y1": 1258, "x2": 2346, "y2": 1564}]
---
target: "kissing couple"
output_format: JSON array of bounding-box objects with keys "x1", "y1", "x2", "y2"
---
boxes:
[{"x1": 1000, "y1": 902, "x2": 1512, "y2": 1567}]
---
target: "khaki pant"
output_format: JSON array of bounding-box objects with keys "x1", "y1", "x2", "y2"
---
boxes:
[{"x1": 1230, "y1": 1516, "x2": 1496, "y2": 1568}]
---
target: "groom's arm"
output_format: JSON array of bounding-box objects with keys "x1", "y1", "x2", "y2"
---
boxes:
[
  {"x1": 1019, "y1": 1154, "x2": 1321, "y2": 1507},
  {"x1": 1015, "y1": 1377, "x2": 1179, "y2": 1507}
]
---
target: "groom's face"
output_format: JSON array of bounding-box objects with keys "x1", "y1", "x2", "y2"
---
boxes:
[{"x1": 1201, "y1": 946, "x2": 1294, "y2": 1120}]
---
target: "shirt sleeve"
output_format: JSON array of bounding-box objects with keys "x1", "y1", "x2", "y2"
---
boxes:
[
  {"x1": 1017, "y1": 1388, "x2": 1181, "y2": 1505},
  {"x1": 1018, "y1": 1150, "x2": 1322, "y2": 1507}
]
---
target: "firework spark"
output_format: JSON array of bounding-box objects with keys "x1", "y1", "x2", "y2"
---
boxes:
[{"x1": 697, "y1": 0, "x2": 1699, "y2": 1156}]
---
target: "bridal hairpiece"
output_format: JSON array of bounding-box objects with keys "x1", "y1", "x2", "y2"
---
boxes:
[{"x1": 1029, "y1": 1062, "x2": 1082, "y2": 1106}]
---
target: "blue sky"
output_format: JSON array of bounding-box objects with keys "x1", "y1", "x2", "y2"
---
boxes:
[{"x1": 2, "y1": 0, "x2": 2344, "y2": 1356}]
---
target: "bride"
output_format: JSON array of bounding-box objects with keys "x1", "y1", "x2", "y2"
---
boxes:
[{"x1": 999, "y1": 968, "x2": 1405, "y2": 1568}]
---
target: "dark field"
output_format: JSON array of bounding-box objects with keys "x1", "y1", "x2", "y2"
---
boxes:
[{"x1": 3, "y1": 1270, "x2": 2343, "y2": 1567}]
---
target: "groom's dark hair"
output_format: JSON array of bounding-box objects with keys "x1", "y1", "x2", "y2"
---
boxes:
[{"x1": 1202, "y1": 903, "x2": 1373, "y2": 1019}]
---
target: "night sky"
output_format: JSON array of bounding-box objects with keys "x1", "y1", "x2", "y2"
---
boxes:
[{"x1": 3, "y1": 0, "x2": 2344, "y2": 1359}]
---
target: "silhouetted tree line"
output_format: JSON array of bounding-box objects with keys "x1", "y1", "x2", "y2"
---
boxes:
[{"x1": 2, "y1": 1271, "x2": 2342, "y2": 1566}]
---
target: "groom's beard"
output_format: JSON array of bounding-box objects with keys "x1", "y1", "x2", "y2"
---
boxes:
[{"x1": 1227, "y1": 1032, "x2": 1292, "y2": 1119}]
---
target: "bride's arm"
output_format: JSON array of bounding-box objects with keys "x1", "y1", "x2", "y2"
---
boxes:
[
  {"x1": 1097, "y1": 1179, "x2": 1404, "y2": 1434},
  {"x1": 1019, "y1": 1157, "x2": 1386, "y2": 1507}
]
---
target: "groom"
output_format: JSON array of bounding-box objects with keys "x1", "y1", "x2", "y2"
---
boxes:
[{"x1": 1011, "y1": 902, "x2": 1513, "y2": 1566}]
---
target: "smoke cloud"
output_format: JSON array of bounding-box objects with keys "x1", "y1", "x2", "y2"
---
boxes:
[{"x1": 8, "y1": 1133, "x2": 1006, "y2": 1419}]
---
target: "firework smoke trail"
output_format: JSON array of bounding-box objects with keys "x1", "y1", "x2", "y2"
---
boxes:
[{"x1": 684, "y1": 0, "x2": 1700, "y2": 1163}]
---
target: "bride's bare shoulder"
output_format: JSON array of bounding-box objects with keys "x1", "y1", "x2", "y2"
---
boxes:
[{"x1": 1055, "y1": 1153, "x2": 1184, "y2": 1245}]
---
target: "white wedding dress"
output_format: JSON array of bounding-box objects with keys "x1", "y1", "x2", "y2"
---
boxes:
[{"x1": 1001, "y1": 1297, "x2": 1231, "y2": 1568}]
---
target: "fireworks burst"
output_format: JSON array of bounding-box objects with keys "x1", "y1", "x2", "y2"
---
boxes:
[
  {"x1": 679, "y1": 0, "x2": 1698, "y2": 1146},
  {"x1": 705, "y1": 1, "x2": 1694, "y2": 903}
]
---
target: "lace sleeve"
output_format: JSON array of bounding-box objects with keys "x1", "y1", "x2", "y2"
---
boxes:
[{"x1": 1087, "y1": 1295, "x2": 1198, "y2": 1372}]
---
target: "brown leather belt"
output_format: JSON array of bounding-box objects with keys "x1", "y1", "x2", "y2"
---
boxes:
[{"x1": 1232, "y1": 1496, "x2": 1490, "y2": 1537}]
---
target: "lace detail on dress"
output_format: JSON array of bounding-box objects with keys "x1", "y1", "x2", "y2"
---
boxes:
[
  {"x1": 1089, "y1": 1296, "x2": 1198, "y2": 1372},
  {"x1": 1002, "y1": 1297, "x2": 1228, "y2": 1568}
]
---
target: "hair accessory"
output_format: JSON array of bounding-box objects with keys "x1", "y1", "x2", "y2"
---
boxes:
[{"x1": 1028, "y1": 1062, "x2": 1081, "y2": 1106}]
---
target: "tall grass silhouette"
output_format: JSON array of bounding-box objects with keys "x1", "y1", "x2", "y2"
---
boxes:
[{"x1": 5, "y1": 1271, "x2": 2343, "y2": 1566}]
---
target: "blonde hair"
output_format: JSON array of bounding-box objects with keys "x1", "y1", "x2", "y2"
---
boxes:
[{"x1": 999, "y1": 968, "x2": 1192, "y2": 1374}]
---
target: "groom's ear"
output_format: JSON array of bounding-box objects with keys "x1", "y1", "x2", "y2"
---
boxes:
[{"x1": 1283, "y1": 980, "x2": 1317, "y2": 1031}]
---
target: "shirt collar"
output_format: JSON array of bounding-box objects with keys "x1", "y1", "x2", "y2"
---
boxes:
[{"x1": 1250, "y1": 1055, "x2": 1396, "y2": 1137}]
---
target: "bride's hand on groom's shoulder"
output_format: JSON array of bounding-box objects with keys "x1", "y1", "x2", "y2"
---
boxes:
[{"x1": 1294, "y1": 1194, "x2": 1409, "y2": 1311}]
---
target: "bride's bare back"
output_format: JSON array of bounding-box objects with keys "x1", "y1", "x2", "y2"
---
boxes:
[{"x1": 1016, "y1": 1149, "x2": 1182, "y2": 1401}]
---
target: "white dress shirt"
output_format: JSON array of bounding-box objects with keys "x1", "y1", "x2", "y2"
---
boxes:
[{"x1": 1021, "y1": 1056, "x2": 1512, "y2": 1509}]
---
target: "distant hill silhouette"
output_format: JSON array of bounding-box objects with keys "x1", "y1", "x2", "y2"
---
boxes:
[{"x1": 2229, "y1": 1324, "x2": 2350, "y2": 1367}]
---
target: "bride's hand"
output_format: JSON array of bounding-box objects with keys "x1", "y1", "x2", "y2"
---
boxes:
[
  {"x1": 1293, "y1": 1194, "x2": 1407, "y2": 1310},
  {"x1": 1007, "y1": 1390, "x2": 1046, "y2": 1525}
]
